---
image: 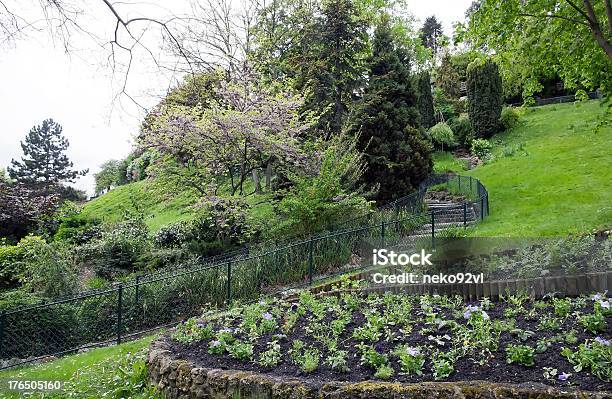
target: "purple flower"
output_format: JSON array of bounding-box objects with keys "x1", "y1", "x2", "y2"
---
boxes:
[
  {"x1": 599, "y1": 300, "x2": 610, "y2": 309},
  {"x1": 594, "y1": 337, "x2": 610, "y2": 346},
  {"x1": 290, "y1": 303, "x2": 299, "y2": 312},
  {"x1": 558, "y1": 372, "x2": 571, "y2": 381},
  {"x1": 405, "y1": 347, "x2": 420, "y2": 356},
  {"x1": 262, "y1": 312, "x2": 273, "y2": 321}
]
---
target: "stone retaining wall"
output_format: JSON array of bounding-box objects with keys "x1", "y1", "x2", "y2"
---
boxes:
[{"x1": 147, "y1": 336, "x2": 610, "y2": 399}]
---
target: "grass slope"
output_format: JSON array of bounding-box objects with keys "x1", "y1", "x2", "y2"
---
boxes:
[
  {"x1": 467, "y1": 100, "x2": 611, "y2": 236},
  {"x1": 0, "y1": 336, "x2": 159, "y2": 398},
  {"x1": 81, "y1": 179, "x2": 276, "y2": 232}
]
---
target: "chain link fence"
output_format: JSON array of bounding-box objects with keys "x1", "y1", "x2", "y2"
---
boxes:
[{"x1": 0, "y1": 173, "x2": 489, "y2": 368}]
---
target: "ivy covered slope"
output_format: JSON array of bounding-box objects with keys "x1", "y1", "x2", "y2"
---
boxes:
[
  {"x1": 468, "y1": 101, "x2": 611, "y2": 237},
  {"x1": 80, "y1": 179, "x2": 276, "y2": 232}
]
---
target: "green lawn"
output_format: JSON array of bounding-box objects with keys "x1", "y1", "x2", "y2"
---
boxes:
[
  {"x1": 0, "y1": 336, "x2": 159, "y2": 398},
  {"x1": 465, "y1": 100, "x2": 611, "y2": 236},
  {"x1": 433, "y1": 151, "x2": 469, "y2": 173}
]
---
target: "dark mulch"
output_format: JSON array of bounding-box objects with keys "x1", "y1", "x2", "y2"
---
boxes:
[{"x1": 167, "y1": 296, "x2": 612, "y2": 393}]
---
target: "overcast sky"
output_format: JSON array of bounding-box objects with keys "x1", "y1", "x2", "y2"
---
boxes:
[{"x1": 0, "y1": 0, "x2": 472, "y2": 196}]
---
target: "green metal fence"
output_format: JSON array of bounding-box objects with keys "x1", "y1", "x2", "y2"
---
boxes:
[{"x1": 0, "y1": 173, "x2": 488, "y2": 369}]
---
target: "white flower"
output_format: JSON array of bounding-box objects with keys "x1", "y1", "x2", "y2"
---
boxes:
[
  {"x1": 405, "y1": 347, "x2": 420, "y2": 356},
  {"x1": 482, "y1": 311, "x2": 490, "y2": 320},
  {"x1": 262, "y1": 312, "x2": 274, "y2": 321},
  {"x1": 211, "y1": 340, "x2": 222, "y2": 347},
  {"x1": 598, "y1": 300, "x2": 610, "y2": 309},
  {"x1": 259, "y1": 300, "x2": 266, "y2": 306}
]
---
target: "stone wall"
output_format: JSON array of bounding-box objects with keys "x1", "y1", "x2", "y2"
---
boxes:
[{"x1": 147, "y1": 336, "x2": 610, "y2": 399}]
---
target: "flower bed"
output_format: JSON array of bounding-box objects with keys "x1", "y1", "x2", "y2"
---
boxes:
[{"x1": 158, "y1": 291, "x2": 611, "y2": 395}]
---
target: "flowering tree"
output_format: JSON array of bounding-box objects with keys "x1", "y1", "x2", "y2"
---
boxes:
[
  {"x1": 139, "y1": 74, "x2": 313, "y2": 196},
  {"x1": 0, "y1": 182, "x2": 59, "y2": 241}
]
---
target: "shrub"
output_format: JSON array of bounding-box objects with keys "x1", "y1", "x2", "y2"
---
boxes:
[
  {"x1": 77, "y1": 216, "x2": 150, "y2": 278},
  {"x1": 500, "y1": 107, "x2": 520, "y2": 131},
  {"x1": 449, "y1": 116, "x2": 474, "y2": 148},
  {"x1": 471, "y1": 138, "x2": 493, "y2": 160},
  {"x1": 427, "y1": 122, "x2": 455, "y2": 151},
  {"x1": 467, "y1": 59, "x2": 503, "y2": 138},
  {"x1": 153, "y1": 221, "x2": 190, "y2": 248},
  {"x1": 277, "y1": 136, "x2": 371, "y2": 235},
  {"x1": 19, "y1": 238, "x2": 78, "y2": 297}
]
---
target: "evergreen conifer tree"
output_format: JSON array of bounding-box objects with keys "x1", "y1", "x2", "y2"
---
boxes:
[
  {"x1": 8, "y1": 119, "x2": 88, "y2": 194},
  {"x1": 300, "y1": 0, "x2": 368, "y2": 139},
  {"x1": 417, "y1": 71, "x2": 436, "y2": 129},
  {"x1": 466, "y1": 59, "x2": 503, "y2": 138},
  {"x1": 349, "y1": 15, "x2": 432, "y2": 202}
]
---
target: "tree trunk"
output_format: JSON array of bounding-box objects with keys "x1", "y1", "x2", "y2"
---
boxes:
[
  {"x1": 252, "y1": 169, "x2": 262, "y2": 194},
  {"x1": 265, "y1": 160, "x2": 273, "y2": 190},
  {"x1": 582, "y1": 0, "x2": 612, "y2": 59}
]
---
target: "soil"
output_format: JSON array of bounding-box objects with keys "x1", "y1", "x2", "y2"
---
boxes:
[{"x1": 167, "y1": 296, "x2": 612, "y2": 393}]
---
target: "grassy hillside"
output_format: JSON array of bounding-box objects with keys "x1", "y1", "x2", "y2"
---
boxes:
[
  {"x1": 466, "y1": 100, "x2": 611, "y2": 236},
  {"x1": 81, "y1": 179, "x2": 276, "y2": 232},
  {"x1": 0, "y1": 335, "x2": 158, "y2": 398}
]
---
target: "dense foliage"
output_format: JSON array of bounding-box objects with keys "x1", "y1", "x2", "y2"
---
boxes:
[
  {"x1": 461, "y1": 0, "x2": 612, "y2": 99},
  {"x1": 466, "y1": 59, "x2": 503, "y2": 138},
  {"x1": 349, "y1": 16, "x2": 432, "y2": 202}
]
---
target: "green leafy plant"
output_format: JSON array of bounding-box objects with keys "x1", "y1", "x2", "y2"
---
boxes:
[
  {"x1": 431, "y1": 352, "x2": 455, "y2": 380},
  {"x1": 561, "y1": 339, "x2": 611, "y2": 382},
  {"x1": 258, "y1": 340, "x2": 282, "y2": 367},
  {"x1": 172, "y1": 318, "x2": 213, "y2": 343},
  {"x1": 395, "y1": 346, "x2": 425, "y2": 375},
  {"x1": 227, "y1": 341, "x2": 254, "y2": 361},
  {"x1": 579, "y1": 312, "x2": 606, "y2": 334},
  {"x1": 357, "y1": 343, "x2": 388, "y2": 370},
  {"x1": 373, "y1": 364, "x2": 395, "y2": 380},
  {"x1": 470, "y1": 138, "x2": 492, "y2": 160},
  {"x1": 506, "y1": 344, "x2": 535, "y2": 366}
]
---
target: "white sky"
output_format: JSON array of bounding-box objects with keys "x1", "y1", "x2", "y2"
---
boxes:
[{"x1": 0, "y1": 0, "x2": 472, "y2": 196}]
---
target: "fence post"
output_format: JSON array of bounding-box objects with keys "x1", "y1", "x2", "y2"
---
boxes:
[
  {"x1": 381, "y1": 221, "x2": 386, "y2": 248},
  {"x1": 431, "y1": 212, "x2": 435, "y2": 248},
  {"x1": 486, "y1": 193, "x2": 490, "y2": 216},
  {"x1": 458, "y1": 175, "x2": 461, "y2": 192},
  {"x1": 480, "y1": 197, "x2": 484, "y2": 221},
  {"x1": 117, "y1": 284, "x2": 123, "y2": 345},
  {"x1": 0, "y1": 311, "x2": 5, "y2": 357},
  {"x1": 135, "y1": 275, "x2": 141, "y2": 304},
  {"x1": 226, "y1": 261, "x2": 232, "y2": 304},
  {"x1": 308, "y1": 240, "x2": 314, "y2": 286},
  {"x1": 463, "y1": 202, "x2": 467, "y2": 229},
  {"x1": 469, "y1": 176, "x2": 473, "y2": 193}
]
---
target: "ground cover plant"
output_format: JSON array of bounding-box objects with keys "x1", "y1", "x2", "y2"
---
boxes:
[{"x1": 167, "y1": 290, "x2": 611, "y2": 392}]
